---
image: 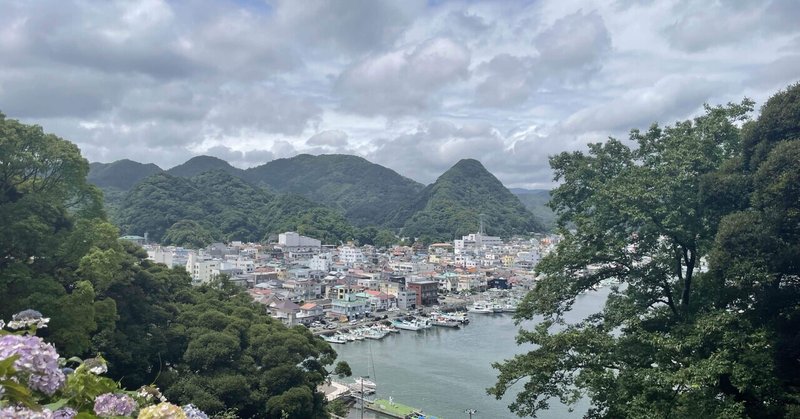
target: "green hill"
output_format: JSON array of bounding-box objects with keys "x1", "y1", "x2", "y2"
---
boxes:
[
  {"x1": 166, "y1": 155, "x2": 244, "y2": 178},
  {"x1": 243, "y1": 154, "x2": 424, "y2": 227},
  {"x1": 116, "y1": 170, "x2": 355, "y2": 246},
  {"x1": 88, "y1": 159, "x2": 163, "y2": 189},
  {"x1": 510, "y1": 188, "x2": 556, "y2": 231},
  {"x1": 401, "y1": 159, "x2": 544, "y2": 242}
]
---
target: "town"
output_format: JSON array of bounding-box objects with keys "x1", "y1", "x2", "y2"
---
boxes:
[{"x1": 126, "y1": 232, "x2": 559, "y2": 330}]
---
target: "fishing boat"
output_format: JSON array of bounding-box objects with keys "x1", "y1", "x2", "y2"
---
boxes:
[
  {"x1": 468, "y1": 301, "x2": 494, "y2": 314},
  {"x1": 321, "y1": 335, "x2": 346, "y2": 344},
  {"x1": 392, "y1": 318, "x2": 426, "y2": 331},
  {"x1": 431, "y1": 316, "x2": 460, "y2": 328}
]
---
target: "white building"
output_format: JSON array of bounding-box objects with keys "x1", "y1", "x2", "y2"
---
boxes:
[
  {"x1": 308, "y1": 253, "x2": 332, "y2": 272},
  {"x1": 185, "y1": 252, "x2": 221, "y2": 285},
  {"x1": 147, "y1": 246, "x2": 190, "y2": 268},
  {"x1": 278, "y1": 232, "x2": 321, "y2": 248},
  {"x1": 338, "y1": 246, "x2": 365, "y2": 264},
  {"x1": 454, "y1": 233, "x2": 503, "y2": 254}
]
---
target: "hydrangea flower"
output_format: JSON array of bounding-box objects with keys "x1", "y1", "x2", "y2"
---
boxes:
[
  {"x1": 7, "y1": 310, "x2": 50, "y2": 330},
  {"x1": 0, "y1": 406, "x2": 54, "y2": 418},
  {"x1": 93, "y1": 393, "x2": 137, "y2": 417},
  {"x1": 52, "y1": 407, "x2": 77, "y2": 419},
  {"x1": 0, "y1": 334, "x2": 65, "y2": 395},
  {"x1": 137, "y1": 402, "x2": 187, "y2": 419},
  {"x1": 182, "y1": 404, "x2": 209, "y2": 419},
  {"x1": 83, "y1": 357, "x2": 107, "y2": 375},
  {"x1": 137, "y1": 385, "x2": 167, "y2": 403}
]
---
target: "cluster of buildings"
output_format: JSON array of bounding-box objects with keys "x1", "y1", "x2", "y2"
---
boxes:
[{"x1": 133, "y1": 231, "x2": 559, "y2": 327}]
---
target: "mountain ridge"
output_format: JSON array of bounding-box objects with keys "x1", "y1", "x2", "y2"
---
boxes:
[{"x1": 89, "y1": 154, "x2": 550, "y2": 240}]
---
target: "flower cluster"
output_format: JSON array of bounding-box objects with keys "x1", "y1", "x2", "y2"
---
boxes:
[
  {"x1": 137, "y1": 385, "x2": 167, "y2": 403},
  {"x1": 0, "y1": 310, "x2": 209, "y2": 419},
  {"x1": 83, "y1": 357, "x2": 108, "y2": 375},
  {"x1": 138, "y1": 402, "x2": 188, "y2": 419},
  {"x1": 183, "y1": 404, "x2": 210, "y2": 419},
  {"x1": 7, "y1": 309, "x2": 50, "y2": 330},
  {"x1": 93, "y1": 393, "x2": 137, "y2": 417},
  {"x1": 53, "y1": 407, "x2": 77, "y2": 419},
  {"x1": 0, "y1": 334, "x2": 65, "y2": 395}
]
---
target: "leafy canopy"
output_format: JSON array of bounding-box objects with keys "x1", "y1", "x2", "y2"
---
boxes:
[{"x1": 491, "y1": 86, "x2": 800, "y2": 418}]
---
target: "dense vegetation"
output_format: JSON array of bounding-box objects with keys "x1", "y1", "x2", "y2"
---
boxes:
[
  {"x1": 491, "y1": 83, "x2": 800, "y2": 418},
  {"x1": 511, "y1": 188, "x2": 556, "y2": 231},
  {"x1": 401, "y1": 159, "x2": 543, "y2": 243},
  {"x1": 89, "y1": 154, "x2": 539, "y2": 247},
  {"x1": 0, "y1": 112, "x2": 342, "y2": 418},
  {"x1": 242, "y1": 154, "x2": 424, "y2": 227},
  {"x1": 167, "y1": 155, "x2": 245, "y2": 178},
  {"x1": 116, "y1": 170, "x2": 357, "y2": 246}
]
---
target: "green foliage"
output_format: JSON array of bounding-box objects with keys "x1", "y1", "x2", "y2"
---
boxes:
[
  {"x1": 116, "y1": 169, "x2": 355, "y2": 245},
  {"x1": 244, "y1": 154, "x2": 424, "y2": 227},
  {"x1": 402, "y1": 159, "x2": 543, "y2": 243},
  {"x1": 512, "y1": 189, "x2": 557, "y2": 231},
  {"x1": 88, "y1": 160, "x2": 163, "y2": 190},
  {"x1": 166, "y1": 155, "x2": 243, "y2": 178},
  {"x1": 1, "y1": 115, "x2": 342, "y2": 418},
  {"x1": 333, "y1": 361, "x2": 352, "y2": 378},
  {"x1": 490, "y1": 93, "x2": 800, "y2": 418},
  {"x1": 163, "y1": 220, "x2": 215, "y2": 248},
  {"x1": 159, "y1": 287, "x2": 336, "y2": 418}
]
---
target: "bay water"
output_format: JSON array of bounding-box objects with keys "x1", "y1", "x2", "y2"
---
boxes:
[{"x1": 335, "y1": 287, "x2": 611, "y2": 419}]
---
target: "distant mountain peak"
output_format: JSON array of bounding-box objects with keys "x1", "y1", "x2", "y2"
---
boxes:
[{"x1": 167, "y1": 155, "x2": 243, "y2": 178}]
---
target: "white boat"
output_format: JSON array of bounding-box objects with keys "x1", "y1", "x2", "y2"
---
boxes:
[
  {"x1": 322, "y1": 335, "x2": 346, "y2": 344},
  {"x1": 392, "y1": 319, "x2": 426, "y2": 331},
  {"x1": 354, "y1": 377, "x2": 377, "y2": 389},
  {"x1": 431, "y1": 316, "x2": 460, "y2": 328},
  {"x1": 468, "y1": 301, "x2": 494, "y2": 314}
]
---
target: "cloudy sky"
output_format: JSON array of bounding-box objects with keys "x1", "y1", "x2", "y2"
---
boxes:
[{"x1": 2, "y1": 0, "x2": 798, "y2": 188}]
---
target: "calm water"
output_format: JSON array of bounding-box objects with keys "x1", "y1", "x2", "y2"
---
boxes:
[{"x1": 335, "y1": 287, "x2": 611, "y2": 419}]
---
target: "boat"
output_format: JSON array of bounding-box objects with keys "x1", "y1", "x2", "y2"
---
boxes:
[
  {"x1": 468, "y1": 301, "x2": 494, "y2": 314},
  {"x1": 431, "y1": 316, "x2": 460, "y2": 328},
  {"x1": 354, "y1": 376, "x2": 377, "y2": 389},
  {"x1": 322, "y1": 335, "x2": 346, "y2": 344},
  {"x1": 392, "y1": 319, "x2": 426, "y2": 331}
]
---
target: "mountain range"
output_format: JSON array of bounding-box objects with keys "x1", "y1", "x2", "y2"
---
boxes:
[{"x1": 89, "y1": 154, "x2": 550, "y2": 244}]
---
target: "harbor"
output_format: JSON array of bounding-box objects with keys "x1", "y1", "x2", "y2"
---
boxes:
[{"x1": 329, "y1": 287, "x2": 610, "y2": 419}]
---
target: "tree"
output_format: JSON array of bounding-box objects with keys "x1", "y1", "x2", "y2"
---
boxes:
[{"x1": 489, "y1": 97, "x2": 800, "y2": 418}]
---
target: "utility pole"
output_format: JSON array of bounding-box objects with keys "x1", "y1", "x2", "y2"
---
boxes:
[
  {"x1": 360, "y1": 375, "x2": 369, "y2": 419},
  {"x1": 465, "y1": 408, "x2": 477, "y2": 419}
]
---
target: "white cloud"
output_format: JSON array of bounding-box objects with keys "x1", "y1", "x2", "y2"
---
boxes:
[
  {"x1": 0, "y1": 0, "x2": 797, "y2": 188},
  {"x1": 335, "y1": 37, "x2": 471, "y2": 115}
]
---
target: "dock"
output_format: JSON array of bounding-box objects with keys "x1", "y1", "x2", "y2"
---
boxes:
[{"x1": 365, "y1": 398, "x2": 442, "y2": 419}]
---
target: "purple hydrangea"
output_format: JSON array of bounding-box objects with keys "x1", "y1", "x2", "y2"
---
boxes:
[
  {"x1": 52, "y1": 407, "x2": 77, "y2": 419},
  {"x1": 0, "y1": 334, "x2": 65, "y2": 395},
  {"x1": 0, "y1": 406, "x2": 54, "y2": 418},
  {"x1": 93, "y1": 393, "x2": 137, "y2": 417},
  {"x1": 182, "y1": 404, "x2": 209, "y2": 419}
]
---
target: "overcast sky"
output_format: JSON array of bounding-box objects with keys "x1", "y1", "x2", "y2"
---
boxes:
[{"x1": 2, "y1": 0, "x2": 798, "y2": 188}]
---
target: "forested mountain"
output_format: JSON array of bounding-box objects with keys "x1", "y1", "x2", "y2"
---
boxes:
[
  {"x1": 116, "y1": 170, "x2": 355, "y2": 246},
  {"x1": 510, "y1": 188, "x2": 556, "y2": 231},
  {"x1": 401, "y1": 159, "x2": 543, "y2": 242},
  {"x1": 88, "y1": 159, "x2": 163, "y2": 189},
  {"x1": 166, "y1": 155, "x2": 244, "y2": 178},
  {"x1": 243, "y1": 154, "x2": 424, "y2": 227},
  {"x1": 0, "y1": 113, "x2": 342, "y2": 418}
]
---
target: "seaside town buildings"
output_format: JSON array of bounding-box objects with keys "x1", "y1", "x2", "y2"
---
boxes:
[{"x1": 140, "y1": 231, "x2": 559, "y2": 326}]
